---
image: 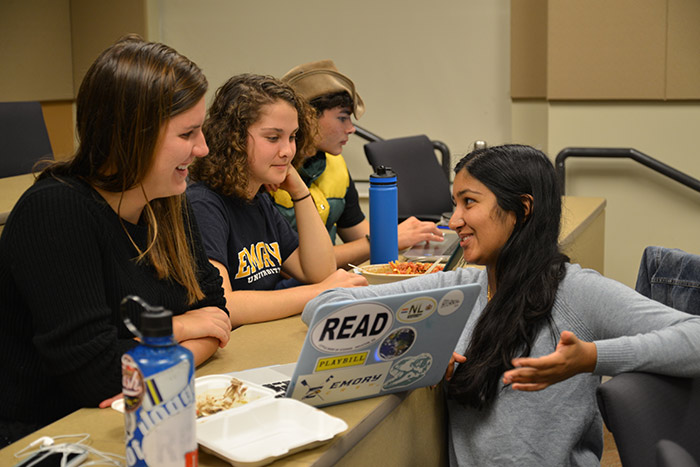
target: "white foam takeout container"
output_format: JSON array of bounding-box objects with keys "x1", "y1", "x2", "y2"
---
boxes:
[
  {"x1": 197, "y1": 397, "x2": 348, "y2": 467},
  {"x1": 111, "y1": 374, "x2": 276, "y2": 422}
]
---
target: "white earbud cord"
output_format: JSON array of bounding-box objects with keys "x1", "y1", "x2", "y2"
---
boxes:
[{"x1": 14, "y1": 433, "x2": 126, "y2": 466}]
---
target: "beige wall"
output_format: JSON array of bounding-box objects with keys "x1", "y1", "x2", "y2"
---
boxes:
[
  {"x1": 513, "y1": 100, "x2": 700, "y2": 287},
  {"x1": 70, "y1": 0, "x2": 148, "y2": 94},
  {"x1": 0, "y1": 0, "x2": 73, "y2": 101},
  {"x1": 4, "y1": 0, "x2": 699, "y2": 288},
  {"x1": 549, "y1": 103, "x2": 700, "y2": 287},
  {"x1": 1, "y1": 0, "x2": 148, "y2": 158},
  {"x1": 511, "y1": 0, "x2": 700, "y2": 288},
  {"x1": 153, "y1": 0, "x2": 512, "y2": 182}
]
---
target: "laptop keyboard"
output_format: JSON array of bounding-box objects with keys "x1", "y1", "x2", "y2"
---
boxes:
[{"x1": 262, "y1": 380, "x2": 291, "y2": 398}]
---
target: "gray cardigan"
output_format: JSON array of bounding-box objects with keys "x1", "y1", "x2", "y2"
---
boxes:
[{"x1": 302, "y1": 264, "x2": 700, "y2": 466}]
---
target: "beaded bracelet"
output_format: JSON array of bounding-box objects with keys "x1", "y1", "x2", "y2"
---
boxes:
[{"x1": 291, "y1": 192, "x2": 312, "y2": 203}]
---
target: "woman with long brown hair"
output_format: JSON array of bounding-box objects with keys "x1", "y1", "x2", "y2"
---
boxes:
[{"x1": 0, "y1": 35, "x2": 230, "y2": 446}]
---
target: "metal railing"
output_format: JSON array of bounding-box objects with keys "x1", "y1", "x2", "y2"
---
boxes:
[
  {"x1": 354, "y1": 125, "x2": 383, "y2": 143},
  {"x1": 354, "y1": 124, "x2": 452, "y2": 181},
  {"x1": 555, "y1": 147, "x2": 700, "y2": 195}
]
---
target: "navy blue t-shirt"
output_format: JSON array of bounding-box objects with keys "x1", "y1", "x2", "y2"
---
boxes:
[{"x1": 187, "y1": 183, "x2": 299, "y2": 291}]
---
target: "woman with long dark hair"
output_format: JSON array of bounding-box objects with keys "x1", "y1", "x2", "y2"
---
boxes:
[
  {"x1": 0, "y1": 35, "x2": 230, "y2": 446},
  {"x1": 302, "y1": 144, "x2": 700, "y2": 466}
]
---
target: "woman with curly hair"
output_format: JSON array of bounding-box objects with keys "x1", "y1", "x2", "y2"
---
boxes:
[
  {"x1": 302, "y1": 144, "x2": 700, "y2": 466},
  {"x1": 188, "y1": 74, "x2": 366, "y2": 328}
]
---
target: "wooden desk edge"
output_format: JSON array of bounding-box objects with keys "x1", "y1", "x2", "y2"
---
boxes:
[{"x1": 560, "y1": 196, "x2": 606, "y2": 246}]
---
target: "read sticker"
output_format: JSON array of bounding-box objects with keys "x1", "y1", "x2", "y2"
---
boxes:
[{"x1": 311, "y1": 302, "x2": 393, "y2": 352}]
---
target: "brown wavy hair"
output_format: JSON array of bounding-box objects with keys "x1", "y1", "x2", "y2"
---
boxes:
[
  {"x1": 41, "y1": 34, "x2": 208, "y2": 303},
  {"x1": 189, "y1": 73, "x2": 317, "y2": 199}
]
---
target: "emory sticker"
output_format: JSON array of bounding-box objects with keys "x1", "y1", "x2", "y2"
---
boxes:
[{"x1": 438, "y1": 289, "x2": 465, "y2": 316}]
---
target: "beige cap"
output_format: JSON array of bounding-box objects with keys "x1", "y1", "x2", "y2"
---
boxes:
[{"x1": 281, "y1": 59, "x2": 365, "y2": 119}]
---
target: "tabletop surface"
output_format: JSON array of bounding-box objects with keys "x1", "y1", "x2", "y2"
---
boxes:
[
  {"x1": 0, "y1": 173, "x2": 36, "y2": 224},
  {"x1": 0, "y1": 316, "x2": 405, "y2": 466},
  {"x1": 0, "y1": 195, "x2": 607, "y2": 465}
]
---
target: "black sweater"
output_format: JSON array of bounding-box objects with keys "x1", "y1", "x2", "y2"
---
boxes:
[{"x1": 0, "y1": 175, "x2": 225, "y2": 432}]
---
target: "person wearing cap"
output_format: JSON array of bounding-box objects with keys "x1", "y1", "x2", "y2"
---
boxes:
[{"x1": 270, "y1": 60, "x2": 444, "y2": 269}]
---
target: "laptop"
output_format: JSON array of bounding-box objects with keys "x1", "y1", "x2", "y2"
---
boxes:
[
  {"x1": 231, "y1": 283, "x2": 481, "y2": 407},
  {"x1": 402, "y1": 230, "x2": 460, "y2": 262}
]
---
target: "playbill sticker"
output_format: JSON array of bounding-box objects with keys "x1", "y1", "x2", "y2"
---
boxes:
[
  {"x1": 314, "y1": 352, "x2": 369, "y2": 372},
  {"x1": 290, "y1": 364, "x2": 391, "y2": 405}
]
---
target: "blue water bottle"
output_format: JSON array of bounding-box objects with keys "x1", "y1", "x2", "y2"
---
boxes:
[
  {"x1": 369, "y1": 166, "x2": 399, "y2": 264},
  {"x1": 121, "y1": 296, "x2": 197, "y2": 467}
]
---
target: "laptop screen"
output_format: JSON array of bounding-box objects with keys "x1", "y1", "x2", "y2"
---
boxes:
[
  {"x1": 285, "y1": 283, "x2": 481, "y2": 407},
  {"x1": 402, "y1": 231, "x2": 460, "y2": 262}
]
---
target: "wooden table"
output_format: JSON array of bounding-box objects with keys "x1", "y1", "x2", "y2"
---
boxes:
[
  {"x1": 0, "y1": 317, "x2": 448, "y2": 467},
  {"x1": 0, "y1": 173, "x2": 36, "y2": 225},
  {"x1": 561, "y1": 196, "x2": 607, "y2": 274},
  {"x1": 0, "y1": 196, "x2": 606, "y2": 466}
]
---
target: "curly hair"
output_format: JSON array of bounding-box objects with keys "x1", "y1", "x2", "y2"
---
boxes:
[{"x1": 189, "y1": 74, "x2": 317, "y2": 199}]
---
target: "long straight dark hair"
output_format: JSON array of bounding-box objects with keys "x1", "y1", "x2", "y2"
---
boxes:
[{"x1": 447, "y1": 144, "x2": 569, "y2": 409}]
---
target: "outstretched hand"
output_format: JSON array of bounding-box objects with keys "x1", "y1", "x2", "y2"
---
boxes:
[{"x1": 502, "y1": 331, "x2": 597, "y2": 391}]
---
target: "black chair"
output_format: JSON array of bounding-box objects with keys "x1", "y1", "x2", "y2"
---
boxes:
[
  {"x1": 597, "y1": 373, "x2": 700, "y2": 467},
  {"x1": 657, "y1": 440, "x2": 700, "y2": 467},
  {"x1": 596, "y1": 245, "x2": 700, "y2": 467},
  {"x1": 363, "y1": 135, "x2": 452, "y2": 223},
  {"x1": 0, "y1": 101, "x2": 53, "y2": 178}
]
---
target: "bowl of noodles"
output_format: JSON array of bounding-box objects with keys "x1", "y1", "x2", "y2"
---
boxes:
[{"x1": 354, "y1": 261, "x2": 444, "y2": 285}]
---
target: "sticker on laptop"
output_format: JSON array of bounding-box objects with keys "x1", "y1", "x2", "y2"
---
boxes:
[
  {"x1": 289, "y1": 364, "x2": 391, "y2": 404},
  {"x1": 314, "y1": 351, "x2": 369, "y2": 372},
  {"x1": 310, "y1": 303, "x2": 394, "y2": 353},
  {"x1": 438, "y1": 289, "x2": 465, "y2": 316},
  {"x1": 378, "y1": 327, "x2": 416, "y2": 360},
  {"x1": 396, "y1": 297, "x2": 437, "y2": 323},
  {"x1": 382, "y1": 353, "x2": 433, "y2": 390}
]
